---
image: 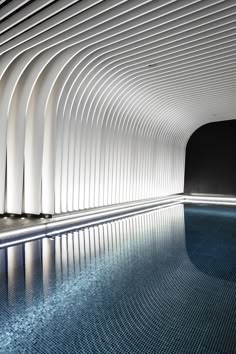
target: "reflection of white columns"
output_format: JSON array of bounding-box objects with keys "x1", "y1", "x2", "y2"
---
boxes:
[
  {"x1": 7, "y1": 245, "x2": 24, "y2": 306},
  {"x1": 93, "y1": 226, "x2": 100, "y2": 261},
  {"x1": 55, "y1": 236, "x2": 62, "y2": 284},
  {"x1": 78, "y1": 230, "x2": 85, "y2": 271},
  {"x1": 73, "y1": 232, "x2": 80, "y2": 275},
  {"x1": 88, "y1": 228, "x2": 95, "y2": 260},
  {"x1": 107, "y1": 223, "x2": 113, "y2": 254},
  {"x1": 1, "y1": 204, "x2": 187, "y2": 307},
  {"x1": 42, "y1": 238, "x2": 55, "y2": 299},
  {"x1": 99, "y1": 225, "x2": 105, "y2": 257},
  {"x1": 0, "y1": 249, "x2": 6, "y2": 276},
  {"x1": 84, "y1": 228, "x2": 91, "y2": 264},
  {"x1": 67, "y1": 233, "x2": 74, "y2": 277},
  {"x1": 61, "y1": 234, "x2": 68, "y2": 278},
  {"x1": 0, "y1": 249, "x2": 7, "y2": 302},
  {"x1": 24, "y1": 240, "x2": 41, "y2": 305}
]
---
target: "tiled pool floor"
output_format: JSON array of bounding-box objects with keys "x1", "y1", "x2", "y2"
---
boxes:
[{"x1": 0, "y1": 204, "x2": 235, "y2": 353}]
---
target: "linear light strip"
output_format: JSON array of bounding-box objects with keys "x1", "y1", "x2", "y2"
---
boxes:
[
  {"x1": 1, "y1": 194, "x2": 236, "y2": 248},
  {"x1": 184, "y1": 195, "x2": 236, "y2": 205},
  {"x1": 0, "y1": 198, "x2": 182, "y2": 248}
]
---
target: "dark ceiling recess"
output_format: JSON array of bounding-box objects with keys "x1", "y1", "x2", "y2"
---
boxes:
[{"x1": 184, "y1": 119, "x2": 236, "y2": 196}]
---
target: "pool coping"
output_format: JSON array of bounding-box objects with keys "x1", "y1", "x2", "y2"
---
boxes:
[
  {"x1": 0, "y1": 195, "x2": 182, "y2": 248},
  {"x1": 1, "y1": 193, "x2": 236, "y2": 248}
]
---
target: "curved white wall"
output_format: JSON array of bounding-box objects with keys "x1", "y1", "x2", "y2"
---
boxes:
[{"x1": 0, "y1": 0, "x2": 235, "y2": 215}]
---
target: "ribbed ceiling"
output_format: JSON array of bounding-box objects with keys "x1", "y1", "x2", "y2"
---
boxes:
[
  {"x1": 1, "y1": 1, "x2": 235, "y2": 132},
  {"x1": 0, "y1": 0, "x2": 235, "y2": 214}
]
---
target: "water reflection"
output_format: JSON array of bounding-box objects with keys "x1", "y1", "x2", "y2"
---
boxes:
[
  {"x1": 0, "y1": 204, "x2": 235, "y2": 353},
  {"x1": 185, "y1": 204, "x2": 236, "y2": 282}
]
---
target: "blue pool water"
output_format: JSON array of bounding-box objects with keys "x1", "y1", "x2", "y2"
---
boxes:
[{"x1": 0, "y1": 204, "x2": 236, "y2": 353}]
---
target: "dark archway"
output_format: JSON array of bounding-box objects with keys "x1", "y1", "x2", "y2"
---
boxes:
[{"x1": 184, "y1": 120, "x2": 236, "y2": 195}]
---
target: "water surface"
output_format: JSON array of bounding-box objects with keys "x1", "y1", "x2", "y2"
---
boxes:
[{"x1": 0, "y1": 204, "x2": 236, "y2": 353}]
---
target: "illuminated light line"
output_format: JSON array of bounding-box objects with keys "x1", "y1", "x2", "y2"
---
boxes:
[
  {"x1": 46, "y1": 201, "x2": 182, "y2": 236},
  {"x1": 0, "y1": 234, "x2": 47, "y2": 249},
  {"x1": 186, "y1": 200, "x2": 236, "y2": 206},
  {"x1": 184, "y1": 195, "x2": 236, "y2": 204},
  {"x1": 0, "y1": 197, "x2": 182, "y2": 248},
  {"x1": 1, "y1": 194, "x2": 236, "y2": 248},
  {"x1": 184, "y1": 197, "x2": 236, "y2": 205},
  {"x1": 52, "y1": 196, "x2": 183, "y2": 221}
]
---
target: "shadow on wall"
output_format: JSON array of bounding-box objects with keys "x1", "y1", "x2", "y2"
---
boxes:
[{"x1": 184, "y1": 120, "x2": 236, "y2": 195}]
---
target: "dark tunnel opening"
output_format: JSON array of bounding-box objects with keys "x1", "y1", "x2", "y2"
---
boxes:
[{"x1": 184, "y1": 119, "x2": 236, "y2": 196}]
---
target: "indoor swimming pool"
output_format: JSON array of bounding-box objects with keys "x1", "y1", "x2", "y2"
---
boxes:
[{"x1": 0, "y1": 204, "x2": 235, "y2": 353}]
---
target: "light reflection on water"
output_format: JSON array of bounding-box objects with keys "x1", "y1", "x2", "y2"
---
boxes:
[{"x1": 0, "y1": 204, "x2": 235, "y2": 353}]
